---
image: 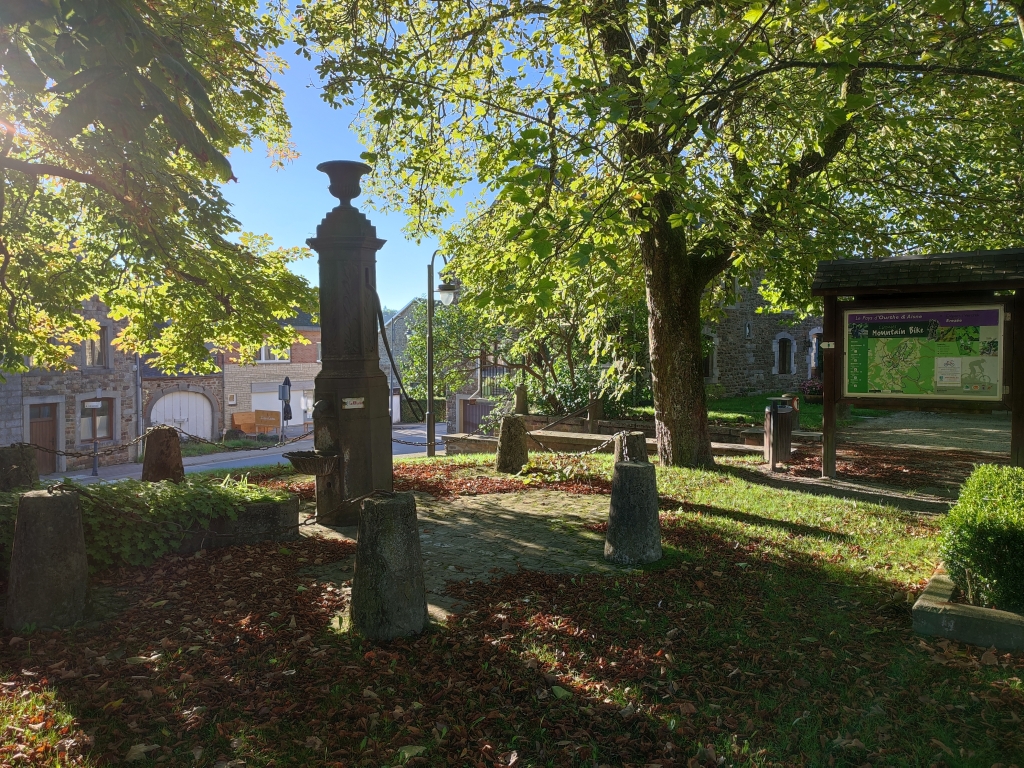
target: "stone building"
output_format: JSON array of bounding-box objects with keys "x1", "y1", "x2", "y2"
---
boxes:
[
  {"x1": 222, "y1": 313, "x2": 322, "y2": 434},
  {"x1": 378, "y1": 299, "x2": 419, "y2": 421},
  {"x1": 703, "y1": 277, "x2": 823, "y2": 397},
  {"x1": 0, "y1": 299, "x2": 140, "y2": 474}
]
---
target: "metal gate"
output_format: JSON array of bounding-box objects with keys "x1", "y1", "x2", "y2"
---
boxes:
[
  {"x1": 461, "y1": 398, "x2": 495, "y2": 434},
  {"x1": 29, "y1": 403, "x2": 58, "y2": 473}
]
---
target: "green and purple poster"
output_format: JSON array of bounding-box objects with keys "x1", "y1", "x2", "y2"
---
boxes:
[{"x1": 844, "y1": 306, "x2": 1004, "y2": 400}]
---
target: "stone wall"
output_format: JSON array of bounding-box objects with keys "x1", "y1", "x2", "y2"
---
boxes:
[
  {"x1": 0, "y1": 374, "x2": 23, "y2": 446},
  {"x1": 706, "y1": 277, "x2": 823, "y2": 397}
]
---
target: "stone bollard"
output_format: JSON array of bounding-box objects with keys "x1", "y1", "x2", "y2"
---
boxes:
[
  {"x1": 0, "y1": 444, "x2": 39, "y2": 491},
  {"x1": 5, "y1": 490, "x2": 89, "y2": 630},
  {"x1": 604, "y1": 462, "x2": 662, "y2": 565},
  {"x1": 613, "y1": 432, "x2": 648, "y2": 464},
  {"x1": 349, "y1": 492, "x2": 427, "y2": 641},
  {"x1": 514, "y1": 384, "x2": 529, "y2": 415},
  {"x1": 495, "y1": 415, "x2": 529, "y2": 474},
  {"x1": 141, "y1": 426, "x2": 185, "y2": 483}
]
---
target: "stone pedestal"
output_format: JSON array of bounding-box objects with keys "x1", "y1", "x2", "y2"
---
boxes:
[
  {"x1": 141, "y1": 426, "x2": 184, "y2": 483},
  {"x1": 5, "y1": 490, "x2": 88, "y2": 630},
  {"x1": 613, "y1": 431, "x2": 648, "y2": 464},
  {"x1": 495, "y1": 415, "x2": 529, "y2": 474},
  {"x1": 0, "y1": 444, "x2": 38, "y2": 490},
  {"x1": 604, "y1": 462, "x2": 662, "y2": 565},
  {"x1": 309, "y1": 161, "x2": 393, "y2": 526},
  {"x1": 349, "y1": 492, "x2": 427, "y2": 640}
]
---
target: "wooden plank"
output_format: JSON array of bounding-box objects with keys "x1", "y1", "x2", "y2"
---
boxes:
[
  {"x1": 822, "y1": 295, "x2": 837, "y2": 479},
  {"x1": 1013, "y1": 293, "x2": 1024, "y2": 467}
]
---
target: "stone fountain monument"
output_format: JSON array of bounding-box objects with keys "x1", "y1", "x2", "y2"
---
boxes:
[{"x1": 297, "y1": 161, "x2": 393, "y2": 525}]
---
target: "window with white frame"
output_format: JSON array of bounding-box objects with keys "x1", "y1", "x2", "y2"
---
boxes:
[
  {"x1": 257, "y1": 344, "x2": 290, "y2": 363},
  {"x1": 773, "y1": 333, "x2": 796, "y2": 375}
]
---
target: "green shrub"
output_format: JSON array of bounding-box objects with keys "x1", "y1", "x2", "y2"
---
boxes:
[
  {"x1": 940, "y1": 464, "x2": 1024, "y2": 611},
  {"x1": 0, "y1": 476, "x2": 288, "y2": 574}
]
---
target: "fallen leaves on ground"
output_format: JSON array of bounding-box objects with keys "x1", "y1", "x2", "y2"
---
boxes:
[{"x1": 786, "y1": 442, "x2": 1008, "y2": 491}]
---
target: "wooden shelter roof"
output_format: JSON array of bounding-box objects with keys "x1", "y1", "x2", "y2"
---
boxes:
[{"x1": 811, "y1": 248, "x2": 1024, "y2": 296}]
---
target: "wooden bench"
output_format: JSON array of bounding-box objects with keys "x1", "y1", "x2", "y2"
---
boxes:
[{"x1": 231, "y1": 410, "x2": 281, "y2": 436}]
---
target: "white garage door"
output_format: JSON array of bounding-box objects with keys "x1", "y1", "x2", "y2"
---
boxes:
[{"x1": 151, "y1": 391, "x2": 214, "y2": 441}]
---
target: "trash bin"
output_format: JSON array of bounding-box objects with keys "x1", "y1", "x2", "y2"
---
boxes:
[
  {"x1": 764, "y1": 398, "x2": 794, "y2": 470},
  {"x1": 780, "y1": 392, "x2": 801, "y2": 430}
]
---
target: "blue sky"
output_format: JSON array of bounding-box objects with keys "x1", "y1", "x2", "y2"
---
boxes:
[{"x1": 221, "y1": 52, "x2": 440, "y2": 311}]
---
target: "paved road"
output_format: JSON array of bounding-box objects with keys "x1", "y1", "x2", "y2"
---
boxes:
[{"x1": 43, "y1": 423, "x2": 446, "y2": 484}]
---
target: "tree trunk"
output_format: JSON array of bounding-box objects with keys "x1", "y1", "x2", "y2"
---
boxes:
[{"x1": 640, "y1": 201, "x2": 718, "y2": 468}]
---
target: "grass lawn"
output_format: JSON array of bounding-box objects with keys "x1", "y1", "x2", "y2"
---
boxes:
[
  {"x1": 177, "y1": 439, "x2": 275, "y2": 458},
  {"x1": 1, "y1": 454, "x2": 1021, "y2": 766},
  {"x1": 703, "y1": 393, "x2": 890, "y2": 431}
]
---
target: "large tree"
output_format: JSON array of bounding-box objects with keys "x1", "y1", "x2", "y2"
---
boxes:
[
  {"x1": 303, "y1": 0, "x2": 1024, "y2": 466},
  {"x1": 1, "y1": 0, "x2": 317, "y2": 373}
]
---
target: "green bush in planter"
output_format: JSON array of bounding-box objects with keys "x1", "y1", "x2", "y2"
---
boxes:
[
  {"x1": 940, "y1": 464, "x2": 1024, "y2": 611},
  {"x1": 0, "y1": 476, "x2": 288, "y2": 574}
]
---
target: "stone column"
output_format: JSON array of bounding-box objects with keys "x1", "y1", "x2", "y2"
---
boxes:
[
  {"x1": 141, "y1": 426, "x2": 184, "y2": 483},
  {"x1": 0, "y1": 444, "x2": 38, "y2": 491},
  {"x1": 308, "y1": 162, "x2": 393, "y2": 525},
  {"x1": 349, "y1": 492, "x2": 427, "y2": 640},
  {"x1": 5, "y1": 490, "x2": 89, "y2": 630},
  {"x1": 604, "y1": 462, "x2": 662, "y2": 565},
  {"x1": 613, "y1": 432, "x2": 648, "y2": 464},
  {"x1": 495, "y1": 415, "x2": 529, "y2": 474}
]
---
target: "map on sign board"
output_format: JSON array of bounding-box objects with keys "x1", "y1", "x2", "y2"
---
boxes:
[{"x1": 844, "y1": 306, "x2": 1004, "y2": 400}]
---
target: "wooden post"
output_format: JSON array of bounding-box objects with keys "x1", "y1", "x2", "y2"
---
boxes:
[
  {"x1": 1012, "y1": 292, "x2": 1024, "y2": 467},
  {"x1": 822, "y1": 295, "x2": 838, "y2": 479}
]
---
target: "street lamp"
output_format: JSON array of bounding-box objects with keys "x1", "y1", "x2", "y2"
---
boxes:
[{"x1": 426, "y1": 250, "x2": 458, "y2": 457}]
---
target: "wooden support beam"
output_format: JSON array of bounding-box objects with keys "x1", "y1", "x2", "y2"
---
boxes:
[
  {"x1": 822, "y1": 295, "x2": 837, "y2": 479},
  {"x1": 1012, "y1": 291, "x2": 1024, "y2": 467}
]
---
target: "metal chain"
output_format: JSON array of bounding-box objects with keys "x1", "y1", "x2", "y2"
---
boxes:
[{"x1": 11, "y1": 425, "x2": 315, "y2": 460}]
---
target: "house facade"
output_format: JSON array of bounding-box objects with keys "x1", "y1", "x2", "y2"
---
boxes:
[
  {"x1": 0, "y1": 299, "x2": 141, "y2": 474},
  {"x1": 222, "y1": 314, "x2": 322, "y2": 434}
]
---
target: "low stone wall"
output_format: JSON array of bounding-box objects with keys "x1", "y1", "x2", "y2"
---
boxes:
[
  {"x1": 519, "y1": 415, "x2": 820, "y2": 446},
  {"x1": 177, "y1": 496, "x2": 301, "y2": 554},
  {"x1": 443, "y1": 430, "x2": 761, "y2": 458},
  {"x1": 913, "y1": 570, "x2": 1024, "y2": 652}
]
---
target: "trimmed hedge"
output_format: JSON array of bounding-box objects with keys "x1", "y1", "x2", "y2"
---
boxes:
[
  {"x1": 940, "y1": 464, "x2": 1024, "y2": 611},
  {"x1": 0, "y1": 476, "x2": 288, "y2": 574}
]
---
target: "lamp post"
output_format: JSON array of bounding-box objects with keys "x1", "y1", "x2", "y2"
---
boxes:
[{"x1": 426, "y1": 250, "x2": 458, "y2": 457}]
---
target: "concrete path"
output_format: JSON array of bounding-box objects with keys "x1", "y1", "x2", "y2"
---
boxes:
[
  {"x1": 303, "y1": 490, "x2": 625, "y2": 621},
  {"x1": 42, "y1": 423, "x2": 446, "y2": 485},
  {"x1": 840, "y1": 410, "x2": 1011, "y2": 454}
]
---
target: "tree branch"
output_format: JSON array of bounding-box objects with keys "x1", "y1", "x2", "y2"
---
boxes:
[{"x1": 0, "y1": 156, "x2": 143, "y2": 212}]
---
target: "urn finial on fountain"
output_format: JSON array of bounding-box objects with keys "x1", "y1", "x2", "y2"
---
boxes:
[{"x1": 316, "y1": 160, "x2": 372, "y2": 208}]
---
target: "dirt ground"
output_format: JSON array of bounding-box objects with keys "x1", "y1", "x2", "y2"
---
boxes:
[
  {"x1": 776, "y1": 410, "x2": 1011, "y2": 498},
  {"x1": 839, "y1": 409, "x2": 1011, "y2": 454}
]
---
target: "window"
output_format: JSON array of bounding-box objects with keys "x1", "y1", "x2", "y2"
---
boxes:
[
  {"x1": 778, "y1": 338, "x2": 793, "y2": 375},
  {"x1": 701, "y1": 335, "x2": 714, "y2": 379},
  {"x1": 316, "y1": 342, "x2": 322, "y2": 362},
  {"x1": 84, "y1": 327, "x2": 108, "y2": 367},
  {"x1": 257, "y1": 344, "x2": 290, "y2": 363},
  {"x1": 80, "y1": 398, "x2": 114, "y2": 441}
]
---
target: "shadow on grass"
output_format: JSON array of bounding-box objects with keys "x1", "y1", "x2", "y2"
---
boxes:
[
  {"x1": 659, "y1": 500, "x2": 852, "y2": 541},
  {"x1": 712, "y1": 461, "x2": 952, "y2": 515},
  {"x1": 1, "y1": 497, "x2": 1022, "y2": 766}
]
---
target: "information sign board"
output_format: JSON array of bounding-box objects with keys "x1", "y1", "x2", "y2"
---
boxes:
[{"x1": 844, "y1": 305, "x2": 1004, "y2": 400}]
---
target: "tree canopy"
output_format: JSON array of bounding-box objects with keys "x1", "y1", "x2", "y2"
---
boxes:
[
  {"x1": 1, "y1": 0, "x2": 317, "y2": 374},
  {"x1": 303, "y1": 0, "x2": 1024, "y2": 465}
]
